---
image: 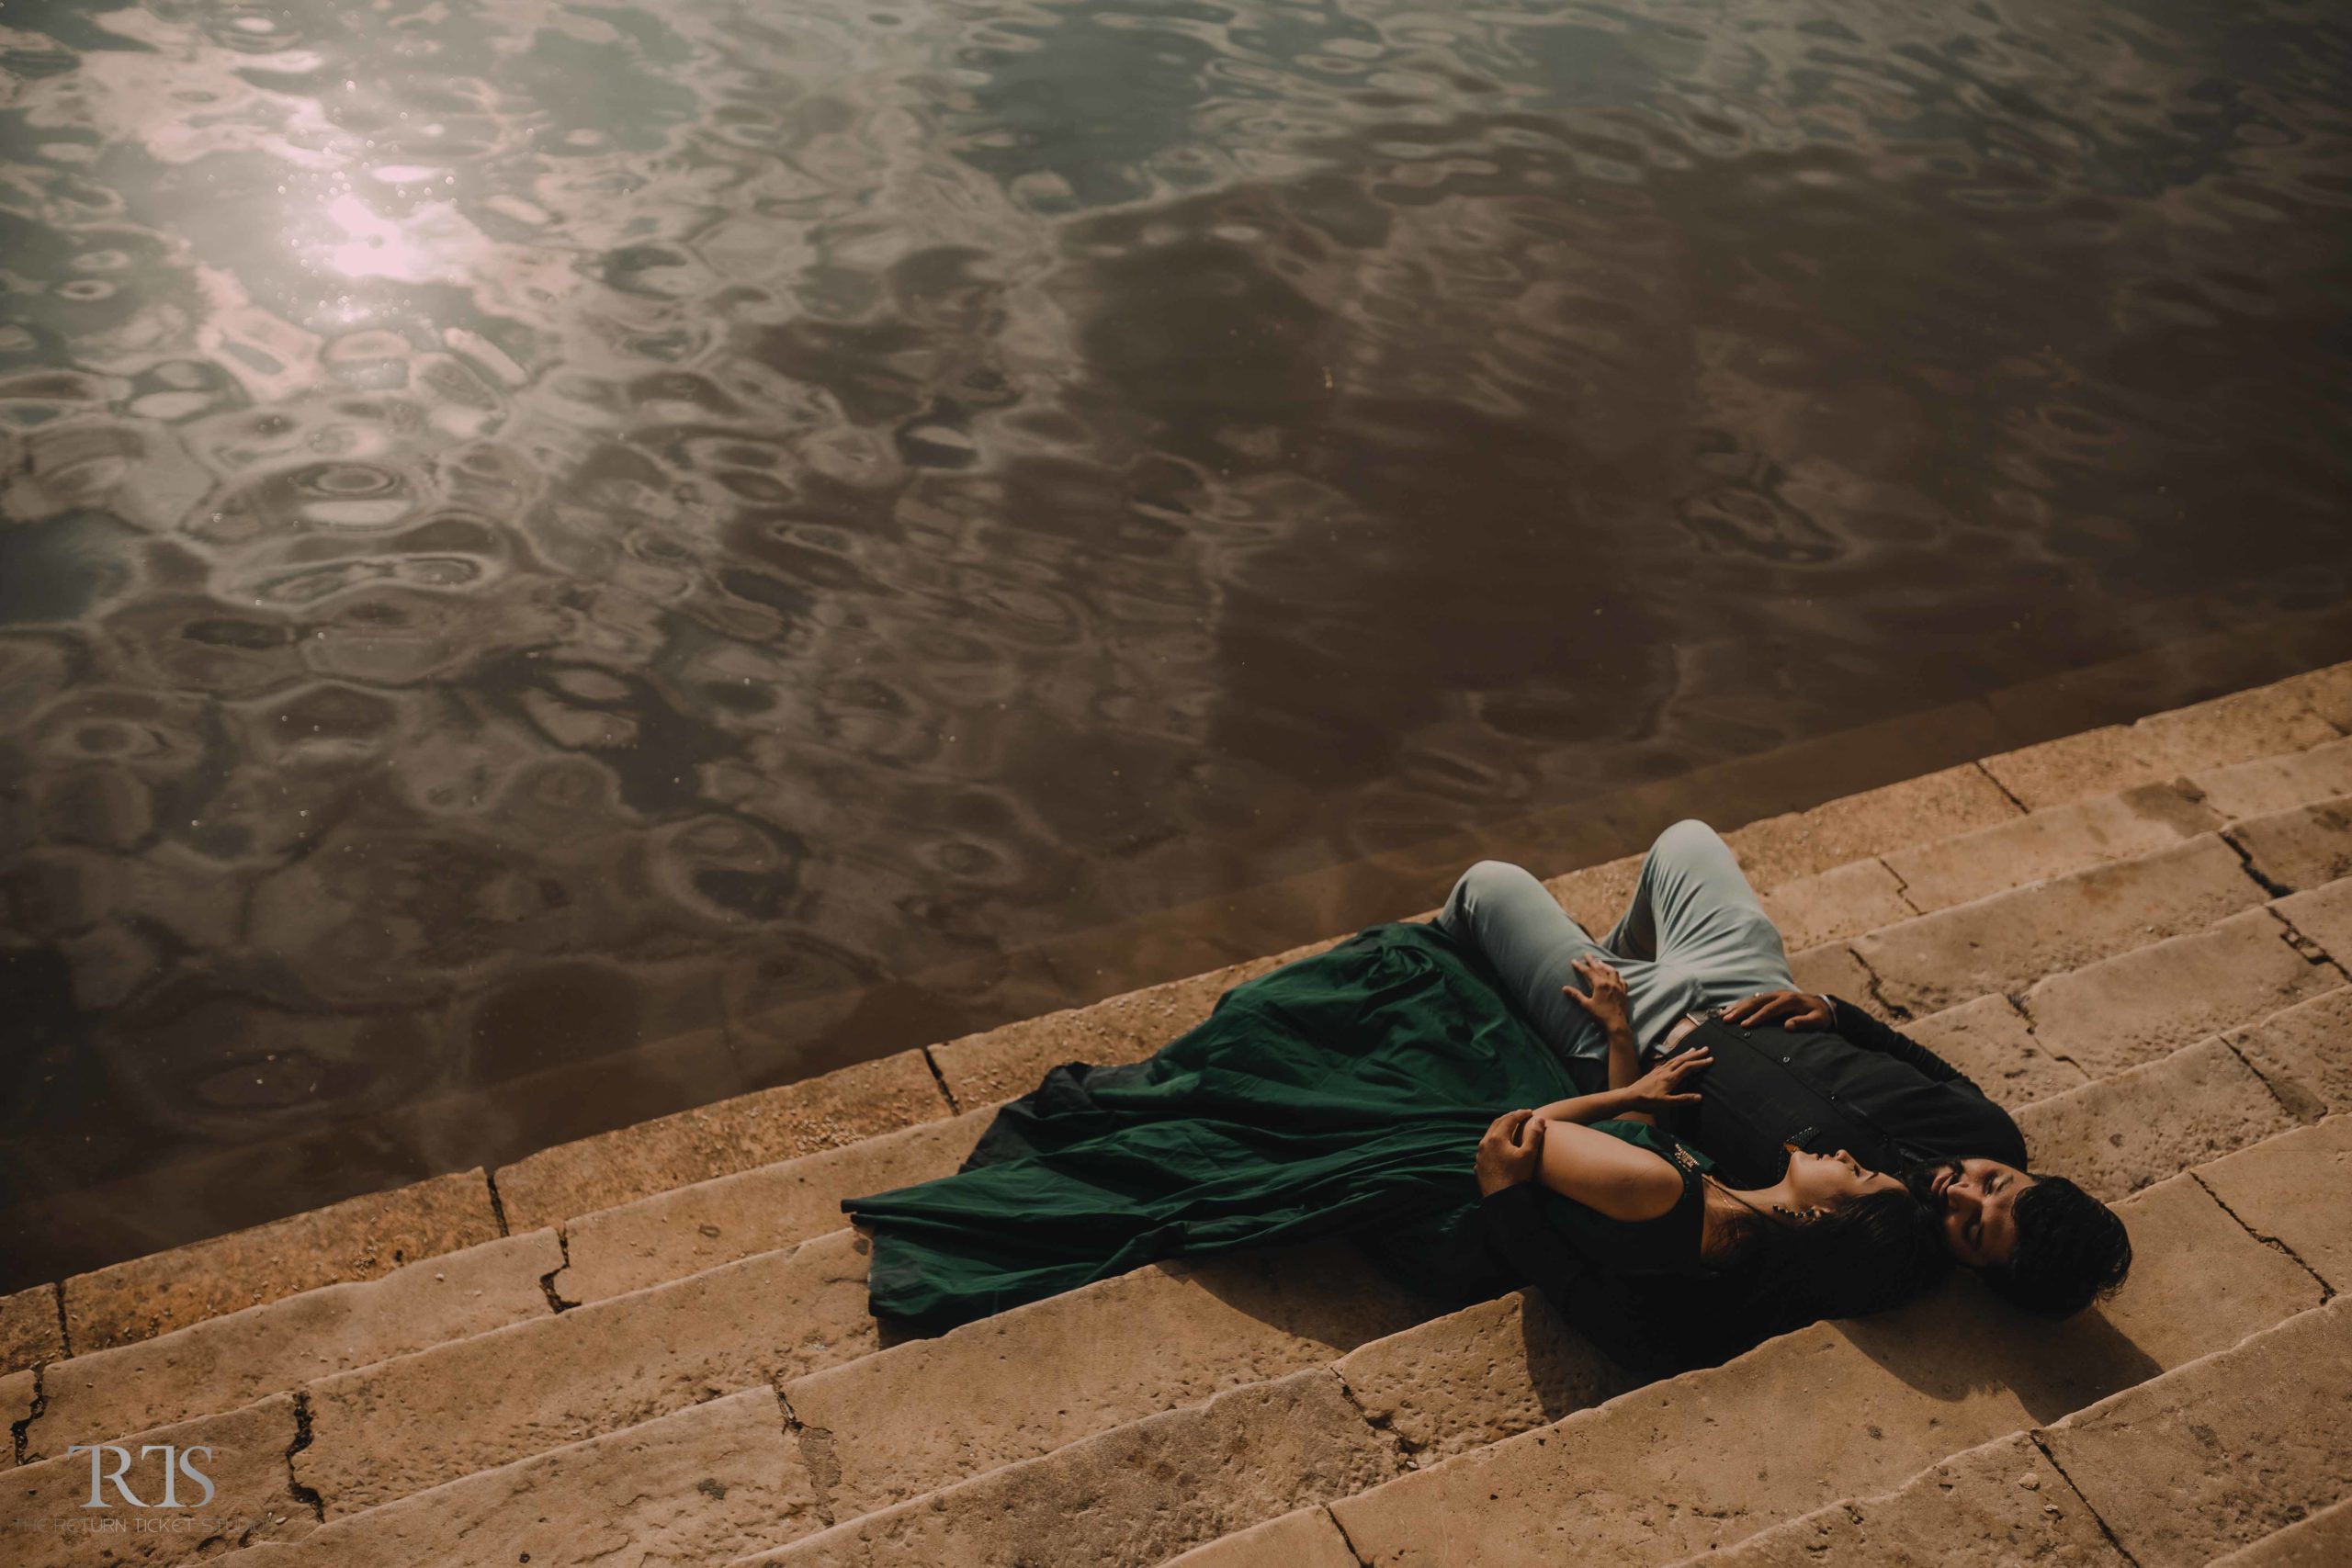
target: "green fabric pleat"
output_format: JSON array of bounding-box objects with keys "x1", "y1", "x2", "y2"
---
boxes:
[{"x1": 844, "y1": 920, "x2": 1603, "y2": 1332}]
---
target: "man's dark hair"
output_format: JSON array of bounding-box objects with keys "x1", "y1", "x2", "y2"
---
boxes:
[
  {"x1": 1984, "y1": 1174, "x2": 2132, "y2": 1318},
  {"x1": 1720, "y1": 1188, "x2": 1954, "y2": 1339}
]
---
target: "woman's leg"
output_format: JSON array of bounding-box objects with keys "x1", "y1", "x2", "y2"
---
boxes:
[
  {"x1": 1603, "y1": 821, "x2": 1795, "y2": 1019},
  {"x1": 1434, "y1": 861, "x2": 1628, "y2": 1079}
]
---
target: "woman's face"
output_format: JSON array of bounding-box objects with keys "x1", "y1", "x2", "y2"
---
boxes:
[{"x1": 1783, "y1": 1146, "x2": 1906, "y2": 1209}]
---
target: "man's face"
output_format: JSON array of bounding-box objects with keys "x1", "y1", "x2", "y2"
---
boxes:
[{"x1": 1907, "y1": 1157, "x2": 2035, "y2": 1267}]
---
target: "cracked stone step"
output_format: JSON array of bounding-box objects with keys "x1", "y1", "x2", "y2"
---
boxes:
[
  {"x1": 0, "y1": 1287, "x2": 62, "y2": 1379},
  {"x1": 209, "y1": 1389, "x2": 813, "y2": 1568},
  {"x1": 735, "y1": 1368, "x2": 1403, "y2": 1568},
  {"x1": 2015, "y1": 1035, "x2": 2301, "y2": 1202},
  {"x1": 2191, "y1": 1114, "x2": 2352, "y2": 1294},
  {"x1": 2039, "y1": 1296, "x2": 2352, "y2": 1568},
  {"x1": 1852, "y1": 835, "x2": 2267, "y2": 1016},
  {"x1": 2188, "y1": 734, "x2": 2352, "y2": 819},
  {"x1": 1883, "y1": 781, "x2": 2220, "y2": 914},
  {"x1": 1902, "y1": 995, "x2": 2087, "y2": 1106},
  {"x1": 1657, "y1": 1430, "x2": 2124, "y2": 1568},
  {"x1": 0, "y1": 1393, "x2": 312, "y2": 1568},
  {"x1": 2226, "y1": 794, "x2": 2352, "y2": 892},
  {"x1": 2209, "y1": 1495, "x2": 2352, "y2": 1568},
  {"x1": 58, "y1": 1169, "x2": 503, "y2": 1365},
  {"x1": 1978, "y1": 678, "x2": 2341, "y2": 811},
  {"x1": 2225, "y1": 980, "x2": 2352, "y2": 1120},
  {"x1": 1319, "y1": 1173, "x2": 2316, "y2": 1568},
  {"x1": 21, "y1": 1230, "x2": 562, "y2": 1461},
  {"x1": 292, "y1": 1228, "x2": 873, "y2": 1517},
  {"x1": 2018, "y1": 906, "x2": 2337, "y2": 1079},
  {"x1": 781, "y1": 1242, "x2": 1427, "y2": 1520},
  {"x1": 1160, "y1": 1505, "x2": 1365, "y2": 1568},
  {"x1": 556, "y1": 1108, "x2": 995, "y2": 1306}
]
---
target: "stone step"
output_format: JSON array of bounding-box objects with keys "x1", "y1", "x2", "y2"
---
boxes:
[
  {"x1": 728, "y1": 1141, "x2": 2339, "y2": 1568},
  {"x1": 14, "y1": 666, "x2": 2344, "y2": 1378},
  {"x1": 1657, "y1": 1292, "x2": 2352, "y2": 1568},
  {"x1": 2209, "y1": 1495, "x2": 2352, "y2": 1568},
  {"x1": 16, "y1": 868, "x2": 2336, "y2": 1531}
]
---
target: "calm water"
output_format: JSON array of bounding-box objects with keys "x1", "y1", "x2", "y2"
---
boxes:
[{"x1": 3, "y1": 0, "x2": 2350, "y2": 1276}]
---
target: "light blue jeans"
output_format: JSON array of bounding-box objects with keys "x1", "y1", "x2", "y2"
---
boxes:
[{"x1": 1433, "y1": 821, "x2": 1796, "y2": 1085}]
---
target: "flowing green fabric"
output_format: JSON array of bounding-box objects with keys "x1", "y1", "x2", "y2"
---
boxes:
[{"x1": 845, "y1": 920, "x2": 1613, "y2": 1332}]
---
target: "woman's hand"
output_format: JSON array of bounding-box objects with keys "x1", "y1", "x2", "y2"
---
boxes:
[
  {"x1": 1562, "y1": 954, "x2": 1633, "y2": 1038},
  {"x1": 1623, "y1": 1046, "x2": 1711, "y2": 1115},
  {"x1": 1719, "y1": 989, "x2": 1833, "y2": 1030},
  {"x1": 1475, "y1": 1109, "x2": 1546, "y2": 1197}
]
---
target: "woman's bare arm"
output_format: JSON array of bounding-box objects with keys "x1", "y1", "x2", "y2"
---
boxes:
[
  {"x1": 1534, "y1": 1120, "x2": 1685, "y2": 1222},
  {"x1": 1532, "y1": 1047, "x2": 1712, "y2": 1129}
]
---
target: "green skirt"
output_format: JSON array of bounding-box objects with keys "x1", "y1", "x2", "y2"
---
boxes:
[{"x1": 844, "y1": 921, "x2": 1595, "y2": 1331}]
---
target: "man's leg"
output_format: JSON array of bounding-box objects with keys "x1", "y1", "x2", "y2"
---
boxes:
[
  {"x1": 1603, "y1": 821, "x2": 1795, "y2": 1032},
  {"x1": 1434, "y1": 861, "x2": 1634, "y2": 1082}
]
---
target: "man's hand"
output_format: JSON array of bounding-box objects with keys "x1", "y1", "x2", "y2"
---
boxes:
[
  {"x1": 1624, "y1": 1046, "x2": 1712, "y2": 1114},
  {"x1": 1476, "y1": 1109, "x2": 1546, "y2": 1197},
  {"x1": 1719, "y1": 989, "x2": 1833, "y2": 1030},
  {"x1": 1562, "y1": 954, "x2": 1633, "y2": 1038}
]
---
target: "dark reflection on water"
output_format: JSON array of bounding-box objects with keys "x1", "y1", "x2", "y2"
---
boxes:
[{"x1": 2, "y1": 0, "x2": 2349, "y2": 1266}]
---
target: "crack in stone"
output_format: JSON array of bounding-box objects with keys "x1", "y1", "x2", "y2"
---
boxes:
[
  {"x1": 918, "y1": 1046, "x2": 963, "y2": 1116},
  {"x1": 286, "y1": 1390, "x2": 327, "y2": 1523},
  {"x1": 1326, "y1": 1362, "x2": 1419, "y2": 1472},
  {"x1": 11, "y1": 1360, "x2": 44, "y2": 1467},
  {"x1": 2028, "y1": 1429, "x2": 2144, "y2": 1568},
  {"x1": 2189, "y1": 1168, "x2": 2333, "y2": 1303},
  {"x1": 541, "y1": 1225, "x2": 580, "y2": 1313},
  {"x1": 1877, "y1": 856, "x2": 1927, "y2": 918},
  {"x1": 485, "y1": 1168, "x2": 514, "y2": 1237},
  {"x1": 2222, "y1": 829, "x2": 2295, "y2": 899},
  {"x1": 51, "y1": 1279, "x2": 71, "y2": 1360},
  {"x1": 1325, "y1": 1499, "x2": 1379, "y2": 1568},
  {"x1": 1973, "y1": 760, "x2": 2031, "y2": 817},
  {"x1": 1844, "y1": 945, "x2": 1912, "y2": 1023}
]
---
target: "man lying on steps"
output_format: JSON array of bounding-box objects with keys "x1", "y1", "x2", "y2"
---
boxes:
[{"x1": 1434, "y1": 826, "x2": 2133, "y2": 1376}]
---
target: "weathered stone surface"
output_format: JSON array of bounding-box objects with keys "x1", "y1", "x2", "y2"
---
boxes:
[
  {"x1": 2189, "y1": 736, "x2": 2352, "y2": 820},
  {"x1": 1668, "y1": 1432, "x2": 2123, "y2": 1568},
  {"x1": 1883, "y1": 784, "x2": 2218, "y2": 913},
  {"x1": 1331, "y1": 1175, "x2": 2311, "y2": 1568},
  {"x1": 1544, "y1": 852, "x2": 1644, "y2": 938},
  {"x1": 1723, "y1": 765, "x2": 2019, "y2": 889},
  {"x1": 739, "y1": 1368, "x2": 1401, "y2": 1567},
  {"x1": 3, "y1": 1366, "x2": 37, "y2": 1441},
  {"x1": 2040, "y1": 1297, "x2": 2352, "y2": 1568},
  {"x1": 1788, "y1": 942, "x2": 1878, "y2": 1006},
  {"x1": 493, "y1": 1052, "x2": 952, "y2": 1232},
  {"x1": 1759, "y1": 859, "x2": 1917, "y2": 951},
  {"x1": 1983, "y1": 681, "x2": 2338, "y2": 810},
  {"x1": 2208, "y1": 1495, "x2": 2352, "y2": 1568},
  {"x1": 1905, "y1": 994, "x2": 2086, "y2": 1107},
  {"x1": 2228, "y1": 796, "x2": 2352, "y2": 892},
  {"x1": 1983, "y1": 726, "x2": 2148, "y2": 813},
  {"x1": 1, "y1": 1285, "x2": 62, "y2": 1375},
  {"x1": 297, "y1": 1229, "x2": 874, "y2": 1517},
  {"x1": 211, "y1": 1391, "x2": 813, "y2": 1568},
  {"x1": 1161, "y1": 1506, "x2": 1363, "y2": 1568},
  {"x1": 2283, "y1": 661, "x2": 2352, "y2": 733},
  {"x1": 557, "y1": 1110, "x2": 992, "y2": 1305},
  {"x1": 1335, "y1": 1289, "x2": 1630, "y2": 1463},
  {"x1": 1, "y1": 1395, "x2": 312, "y2": 1566},
  {"x1": 2017, "y1": 1040, "x2": 2296, "y2": 1201},
  {"x1": 62, "y1": 1169, "x2": 501, "y2": 1357},
  {"x1": 2270, "y1": 878, "x2": 2352, "y2": 973},
  {"x1": 24, "y1": 1231, "x2": 562, "y2": 1460},
  {"x1": 2194, "y1": 1116, "x2": 2352, "y2": 1293},
  {"x1": 2021, "y1": 908, "x2": 2333, "y2": 1079},
  {"x1": 929, "y1": 943, "x2": 1330, "y2": 1110},
  {"x1": 785, "y1": 1243, "x2": 1426, "y2": 1517},
  {"x1": 2225, "y1": 986, "x2": 2352, "y2": 1118},
  {"x1": 1856, "y1": 837, "x2": 2264, "y2": 1016}
]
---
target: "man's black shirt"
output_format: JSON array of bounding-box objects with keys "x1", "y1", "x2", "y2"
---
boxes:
[{"x1": 1480, "y1": 996, "x2": 2029, "y2": 1377}]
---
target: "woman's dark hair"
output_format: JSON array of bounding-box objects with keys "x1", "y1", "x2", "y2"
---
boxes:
[
  {"x1": 1714, "y1": 1188, "x2": 1952, "y2": 1338},
  {"x1": 1984, "y1": 1174, "x2": 2133, "y2": 1318}
]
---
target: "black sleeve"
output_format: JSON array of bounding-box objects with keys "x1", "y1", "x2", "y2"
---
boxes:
[
  {"x1": 1478, "y1": 1186, "x2": 1690, "y2": 1382},
  {"x1": 1826, "y1": 995, "x2": 1995, "y2": 1099}
]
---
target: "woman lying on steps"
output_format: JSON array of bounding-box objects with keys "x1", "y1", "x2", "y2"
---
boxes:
[{"x1": 842, "y1": 925, "x2": 1949, "y2": 1357}]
